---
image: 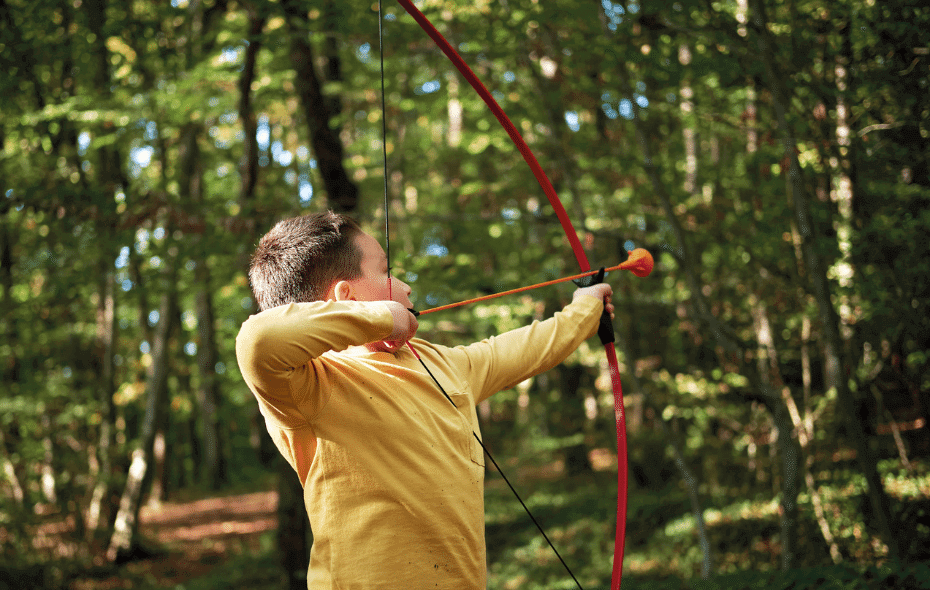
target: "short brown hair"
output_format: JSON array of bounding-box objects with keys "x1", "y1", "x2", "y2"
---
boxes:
[{"x1": 248, "y1": 212, "x2": 364, "y2": 311}]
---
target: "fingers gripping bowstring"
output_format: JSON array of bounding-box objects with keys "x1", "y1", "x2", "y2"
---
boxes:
[{"x1": 377, "y1": 6, "x2": 583, "y2": 589}]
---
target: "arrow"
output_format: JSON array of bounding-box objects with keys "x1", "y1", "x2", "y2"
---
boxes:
[{"x1": 411, "y1": 248, "x2": 653, "y2": 316}]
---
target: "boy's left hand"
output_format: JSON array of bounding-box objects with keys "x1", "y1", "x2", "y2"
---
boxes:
[{"x1": 573, "y1": 283, "x2": 615, "y2": 320}]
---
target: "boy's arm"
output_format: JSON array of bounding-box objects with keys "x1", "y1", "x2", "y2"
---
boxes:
[
  {"x1": 235, "y1": 300, "x2": 397, "y2": 422},
  {"x1": 458, "y1": 286, "x2": 611, "y2": 403}
]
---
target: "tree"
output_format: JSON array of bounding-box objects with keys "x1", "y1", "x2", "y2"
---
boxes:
[
  {"x1": 0, "y1": 0, "x2": 926, "y2": 581},
  {"x1": 748, "y1": 0, "x2": 902, "y2": 560}
]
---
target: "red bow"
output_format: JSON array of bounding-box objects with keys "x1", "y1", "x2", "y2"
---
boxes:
[{"x1": 394, "y1": 2, "x2": 629, "y2": 587}]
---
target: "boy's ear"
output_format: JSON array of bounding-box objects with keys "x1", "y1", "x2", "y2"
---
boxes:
[{"x1": 331, "y1": 280, "x2": 355, "y2": 302}]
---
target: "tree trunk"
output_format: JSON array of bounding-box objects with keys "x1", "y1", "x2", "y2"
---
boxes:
[
  {"x1": 88, "y1": 269, "x2": 118, "y2": 534},
  {"x1": 595, "y1": 0, "x2": 803, "y2": 569},
  {"x1": 194, "y1": 261, "x2": 227, "y2": 489},
  {"x1": 0, "y1": 428, "x2": 25, "y2": 506},
  {"x1": 107, "y1": 281, "x2": 177, "y2": 562},
  {"x1": 748, "y1": 0, "x2": 902, "y2": 561},
  {"x1": 281, "y1": 0, "x2": 358, "y2": 213},
  {"x1": 149, "y1": 429, "x2": 168, "y2": 507},
  {"x1": 678, "y1": 43, "x2": 698, "y2": 196},
  {"x1": 781, "y1": 350, "x2": 844, "y2": 563},
  {"x1": 39, "y1": 414, "x2": 57, "y2": 504},
  {"x1": 238, "y1": 6, "x2": 265, "y2": 210},
  {"x1": 557, "y1": 364, "x2": 594, "y2": 476},
  {"x1": 108, "y1": 119, "x2": 200, "y2": 561},
  {"x1": 278, "y1": 461, "x2": 311, "y2": 590},
  {"x1": 187, "y1": 412, "x2": 202, "y2": 487},
  {"x1": 177, "y1": 6, "x2": 231, "y2": 488},
  {"x1": 264, "y1": 2, "x2": 365, "y2": 581},
  {"x1": 751, "y1": 300, "x2": 802, "y2": 569},
  {"x1": 84, "y1": 0, "x2": 129, "y2": 536}
]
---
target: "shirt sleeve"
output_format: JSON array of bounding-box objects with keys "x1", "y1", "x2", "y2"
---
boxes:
[
  {"x1": 235, "y1": 300, "x2": 395, "y2": 426},
  {"x1": 452, "y1": 295, "x2": 604, "y2": 404}
]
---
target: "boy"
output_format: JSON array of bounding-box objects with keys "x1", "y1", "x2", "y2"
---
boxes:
[{"x1": 236, "y1": 211, "x2": 613, "y2": 589}]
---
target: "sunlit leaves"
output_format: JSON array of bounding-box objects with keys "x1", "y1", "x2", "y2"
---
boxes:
[{"x1": 1, "y1": 0, "x2": 928, "y2": 578}]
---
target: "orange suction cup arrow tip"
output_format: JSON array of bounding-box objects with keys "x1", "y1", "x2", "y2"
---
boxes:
[{"x1": 619, "y1": 248, "x2": 654, "y2": 277}]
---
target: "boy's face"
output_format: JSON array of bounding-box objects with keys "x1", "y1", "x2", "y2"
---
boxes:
[{"x1": 339, "y1": 232, "x2": 413, "y2": 308}]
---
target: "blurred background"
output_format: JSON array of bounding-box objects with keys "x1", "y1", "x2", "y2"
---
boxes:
[{"x1": 1, "y1": 0, "x2": 928, "y2": 588}]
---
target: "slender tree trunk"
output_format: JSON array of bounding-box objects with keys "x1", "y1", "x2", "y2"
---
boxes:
[
  {"x1": 1, "y1": 171, "x2": 27, "y2": 514},
  {"x1": 187, "y1": 412, "x2": 202, "y2": 487},
  {"x1": 194, "y1": 261, "x2": 227, "y2": 489},
  {"x1": 278, "y1": 463, "x2": 311, "y2": 590},
  {"x1": 595, "y1": 0, "x2": 803, "y2": 568},
  {"x1": 238, "y1": 6, "x2": 265, "y2": 211},
  {"x1": 321, "y1": 0, "x2": 345, "y2": 117},
  {"x1": 178, "y1": 5, "x2": 230, "y2": 488},
  {"x1": 236, "y1": 4, "x2": 279, "y2": 474},
  {"x1": 40, "y1": 413, "x2": 57, "y2": 504},
  {"x1": 88, "y1": 269, "x2": 117, "y2": 534},
  {"x1": 748, "y1": 0, "x2": 902, "y2": 561},
  {"x1": 108, "y1": 120, "x2": 199, "y2": 561},
  {"x1": 782, "y1": 377, "x2": 844, "y2": 563},
  {"x1": 149, "y1": 429, "x2": 168, "y2": 507},
  {"x1": 446, "y1": 76, "x2": 463, "y2": 148},
  {"x1": 107, "y1": 278, "x2": 177, "y2": 562},
  {"x1": 84, "y1": 0, "x2": 125, "y2": 537},
  {"x1": 786, "y1": 306, "x2": 843, "y2": 563},
  {"x1": 176, "y1": 365, "x2": 201, "y2": 488},
  {"x1": 831, "y1": 17, "x2": 856, "y2": 348},
  {"x1": 178, "y1": 118, "x2": 214, "y2": 492},
  {"x1": 281, "y1": 0, "x2": 358, "y2": 212},
  {"x1": 678, "y1": 44, "x2": 698, "y2": 197},
  {"x1": 751, "y1": 300, "x2": 802, "y2": 569},
  {"x1": 589, "y1": 10, "x2": 715, "y2": 575},
  {"x1": 0, "y1": 428, "x2": 25, "y2": 506}
]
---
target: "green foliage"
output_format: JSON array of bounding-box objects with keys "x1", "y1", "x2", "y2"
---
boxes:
[
  {"x1": 683, "y1": 562, "x2": 930, "y2": 590},
  {"x1": 1, "y1": 0, "x2": 928, "y2": 584},
  {"x1": 479, "y1": 452, "x2": 930, "y2": 589}
]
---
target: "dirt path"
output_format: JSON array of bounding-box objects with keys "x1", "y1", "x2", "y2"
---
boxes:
[{"x1": 69, "y1": 490, "x2": 278, "y2": 589}]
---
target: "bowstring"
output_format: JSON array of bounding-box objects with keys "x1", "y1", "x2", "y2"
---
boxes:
[
  {"x1": 406, "y1": 342, "x2": 585, "y2": 590},
  {"x1": 377, "y1": 6, "x2": 583, "y2": 589},
  {"x1": 378, "y1": 0, "x2": 391, "y2": 299}
]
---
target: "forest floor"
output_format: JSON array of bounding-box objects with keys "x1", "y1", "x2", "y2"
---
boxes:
[
  {"x1": 53, "y1": 454, "x2": 606, "y2": 589},
  {"x1": 65, "y1": 490, "x2": 280, "y2": 590},
  {"x1": 18, "y1": 454, "x2": 930, "y2": 590}
]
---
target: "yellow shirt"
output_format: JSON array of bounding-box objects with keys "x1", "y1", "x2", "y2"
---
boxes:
[{"x1": 235, "y1": 296, "x2": 602, "y2": 589}]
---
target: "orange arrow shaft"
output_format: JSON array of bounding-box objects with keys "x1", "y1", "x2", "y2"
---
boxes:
[{"x1": 416, "y1": 248, "x2": 652, "y2": 316}]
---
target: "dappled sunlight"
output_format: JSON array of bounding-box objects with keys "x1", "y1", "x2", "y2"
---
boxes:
[
  {"x1": 52, "y1": 491, "x2": 279, "y2": 589},
  {"x1": 3, "y1": 0, "x2": 928, "y2": 588},
  {"x1": 139, "y1": 491, "x2": 277, "y2": 552}
]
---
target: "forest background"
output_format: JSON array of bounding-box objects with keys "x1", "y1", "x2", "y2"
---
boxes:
[{"x1": 1, "y1": 0, "x2": 929, "y2": 588}]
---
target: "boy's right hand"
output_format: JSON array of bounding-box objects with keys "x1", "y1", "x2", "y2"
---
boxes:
[{"x1": 383, "y1": 301, "x2": 419, "y2": 352}]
